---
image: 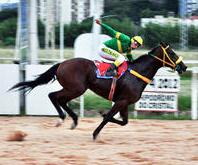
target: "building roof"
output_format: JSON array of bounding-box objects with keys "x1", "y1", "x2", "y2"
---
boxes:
[{"x1": 190, "y1": 16, "x2": 198, "y2": 20}]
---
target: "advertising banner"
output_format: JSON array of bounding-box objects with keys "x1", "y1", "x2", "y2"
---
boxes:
[
  {"x1": 135, "y1": 68, "x2": 180, "y2": 112},
  {"x1": 135, "y1": 92, "x2": 178, "y2": 112}
]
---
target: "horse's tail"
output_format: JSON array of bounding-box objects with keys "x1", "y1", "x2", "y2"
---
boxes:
[{"x1": 9, "y1": 63, "x2": 60, "y2": 93}]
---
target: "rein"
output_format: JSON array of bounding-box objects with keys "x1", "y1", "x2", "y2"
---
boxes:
[
  {"x1": 129, "y1": 44, "x2": 183, "y2": 84},
  {"x1": 129, "y1": 69, "x2": 151, "y2": 84},
  {"x1": 149, "y1": 45, "x2": 183, "y2": 69}
]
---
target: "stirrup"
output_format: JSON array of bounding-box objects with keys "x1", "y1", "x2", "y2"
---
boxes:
[{"x1": 106, "y1": 69, "x2": 117, "y2": 77}]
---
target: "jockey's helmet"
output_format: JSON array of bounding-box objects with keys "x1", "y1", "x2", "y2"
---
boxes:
[{"x1": 131, "y1": 36, "x2": 143, "y2": 47}]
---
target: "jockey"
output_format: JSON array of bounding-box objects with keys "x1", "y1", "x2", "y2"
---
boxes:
[{"x1": 95, "y1": 19, "x2": 143, "y2": 76}]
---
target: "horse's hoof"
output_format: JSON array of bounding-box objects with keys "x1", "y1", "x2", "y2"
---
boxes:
[
  {"x1": 55, "y1": 118, "x2": 64, "y2": 127},
  {"x1": 99, "y1": 110, "x2": 104, "y2": 116},
  {"x1": 70, "y1": 123, "x2": 77, "y2": 130},
  {"x1": 93, "y1": 132, "x2": 98, "y2": 140},
  {"x1": 99, "y1": 110, "x2": 107, "y2": 118}
]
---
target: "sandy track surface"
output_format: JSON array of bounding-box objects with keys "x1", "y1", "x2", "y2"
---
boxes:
[{"x1": 0, "y1": 116, "x2": 198, "y2": 165}]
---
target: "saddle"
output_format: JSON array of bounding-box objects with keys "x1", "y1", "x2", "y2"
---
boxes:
[
  {"x1": 94, "y1": 61, "x2": 128, "y2": 79},
  {"x1": 94, "y1": 61, "x2": 128, "y2": 101}
]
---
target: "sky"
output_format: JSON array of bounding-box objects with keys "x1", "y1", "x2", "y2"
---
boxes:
[{"x1": 0, "y1": 0, "x2": 18, "y2": 4}]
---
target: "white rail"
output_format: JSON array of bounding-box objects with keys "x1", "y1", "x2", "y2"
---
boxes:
[
  {"x1": 191, "y1": 67, "x2": 198, "y2": 120},
  {"x1": 184, "y1": 60, "x2": 198, "y2": 64}
]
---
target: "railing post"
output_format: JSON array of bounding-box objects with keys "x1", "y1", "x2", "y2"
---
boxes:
[
  {"x1": 80, "y1": 95, "x2": 84, "y2": 118},
  {"x1": 191, "y1": 67, "x2": 198, "y2": 120}
]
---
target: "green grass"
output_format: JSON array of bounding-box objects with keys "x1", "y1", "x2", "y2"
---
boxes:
[
  {"x1": 0, "y1": 47, "x2": 198, "y2": 60},
  {"x1": 0, "y1": 48, "x2": 74, "y2": 63},
  {"x1": 0, "y1": 48, "x2": 15, "y2": 58},
  {"x1": 69, "y1": 90, "x2": 112, "y2": 111},
  {"x1": 179, "y1": 77, "x2": 191, "y2": 98},
  {"x1": 38, "y1": 48, "x2": 74, "y2": 59},
  {"x1": 132, "y1": 113, "x2": 191, "y2": 120},
  {"x1": 178, "y1": 95, "x2": 191, "y2": 111},
  {"x1": 84, "y1": 91, "x2": 112, "y2": 110}
]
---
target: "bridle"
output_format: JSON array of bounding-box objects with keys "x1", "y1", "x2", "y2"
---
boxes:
[
  {"x1": 149, "y1": 45, "x2": 183, "y2": 69},
  {"x1": 129, "y1": 44, "x2": 184, "y2": 84}
]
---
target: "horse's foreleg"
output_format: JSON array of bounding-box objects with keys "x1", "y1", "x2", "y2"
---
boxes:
[
  {"x1": 100, "y1": 106, "x2": 128, "y2": 126},
  {"x1": 93, "y1": 100, "x2": 128, "y2": 140},
  {"x1": 93, "y1": 109, "x2": 118, "y2": 140}
]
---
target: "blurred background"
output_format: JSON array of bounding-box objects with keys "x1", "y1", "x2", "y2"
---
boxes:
[{"x1": 0, "y1": 0, "x2": 197, "y2": 119}]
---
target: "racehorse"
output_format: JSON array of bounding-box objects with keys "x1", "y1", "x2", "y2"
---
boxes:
[{"x1": 10, "y1": 42, "x2": 187, "y2": 140}]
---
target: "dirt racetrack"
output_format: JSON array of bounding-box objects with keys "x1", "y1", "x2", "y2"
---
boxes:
[{"x1": 0, "y1": 116, "x2": 198, "y2": 165}]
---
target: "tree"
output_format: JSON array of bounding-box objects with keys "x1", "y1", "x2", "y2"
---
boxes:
[
  {"x1": 140, "y1": 8, "x2": 155, "y2": 18},
  {"x1": 141, "y1": 23, "x2": 180, "y2": 48},
  {"x1": 192, "y1": 9, "x2": 198, "y2": 16},
  {"x1": 104, "y1": 0, "x2": 179, "y2": 23},
  {"x1": 0, "y1": 18, "x2": 17, "y2": 46},
  {"x1": 0, "y1": 9, "x2": 17, "y2": 21},
  {"x1": 38, "y1": 20, "x2": 45, "y2": 48},
  {"x1": 102, "y1": 18, "x2": 135, "y2": 36},
  {"x1": 164, "y1": 0, "x2": 179, "y2": 16},
  {"x1": 188, "y1": 25, "x2": 198, "y2": 48}
]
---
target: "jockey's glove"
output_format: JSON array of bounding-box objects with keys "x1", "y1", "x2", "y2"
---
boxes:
[{"x1": 126, "y1": 54, "x2": 134, "y2": 62}]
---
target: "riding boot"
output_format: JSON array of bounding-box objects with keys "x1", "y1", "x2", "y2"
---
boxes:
[{"x1": 106, "y1": 63, "x2": 117, "y2": 77}]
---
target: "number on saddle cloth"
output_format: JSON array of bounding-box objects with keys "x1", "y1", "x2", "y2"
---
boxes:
[{"x1": 94, "y1": 61, "x2": 128, "y2": 79}]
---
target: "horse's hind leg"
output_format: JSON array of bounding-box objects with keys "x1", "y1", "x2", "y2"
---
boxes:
[
  {"x1": 48, "y1": 90, "x2": 66, "y2": 126},
  {"x1": 59, "y1": 102, "x2": 78, "y2": 129},
  {"x1": 57, "y1": 88, "x2": 87, "y2": 129}
]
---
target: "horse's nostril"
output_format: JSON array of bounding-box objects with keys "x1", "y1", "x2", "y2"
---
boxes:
[{"x1": 183, "y1": 66, "x2": 187, "y2": 72}]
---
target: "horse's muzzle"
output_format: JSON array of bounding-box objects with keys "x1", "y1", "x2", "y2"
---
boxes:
[{"x1": 176, "y1": 63, "x2": 187, "y2": 74}]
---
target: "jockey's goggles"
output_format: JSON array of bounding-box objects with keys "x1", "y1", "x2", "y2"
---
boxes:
[{"x1": 133, "y1": 40, "x2": 141, "y2": 47}]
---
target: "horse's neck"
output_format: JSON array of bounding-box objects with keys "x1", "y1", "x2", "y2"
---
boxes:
[{"x1": 130, "y1": 55, "x2": 161, "y2": 80}]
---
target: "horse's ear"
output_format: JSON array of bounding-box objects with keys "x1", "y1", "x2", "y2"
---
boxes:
[
  {"x1": 160, "y1": 42, "x2": 164, "y2": 46},
  {"x1": 160, "y1": 42, "x2": 167, "y2": 48}
]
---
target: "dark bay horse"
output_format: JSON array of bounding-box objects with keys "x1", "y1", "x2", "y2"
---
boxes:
[{"x1": 10, "y1": 42, "x2": 187, "y2": 139}]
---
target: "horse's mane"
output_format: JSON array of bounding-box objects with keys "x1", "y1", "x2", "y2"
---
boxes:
[
  {"x1": 133, "y1": 54, "x2": 148, "y2": 62},
  {"x1": 148, "y1": 45, "x2": 159, "y2": 55},
  {"x1": 127, "y1": 45, "x2": 159, "y2": 66}
]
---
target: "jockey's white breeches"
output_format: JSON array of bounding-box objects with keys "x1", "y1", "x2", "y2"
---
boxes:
[{"x1": 98, "y1": 44, "x2": 125, "y2": 67}]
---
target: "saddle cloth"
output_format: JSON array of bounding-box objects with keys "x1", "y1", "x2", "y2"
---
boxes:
[{"x1": 94, "y1": 61, "x2": 128, "y2": 79}]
